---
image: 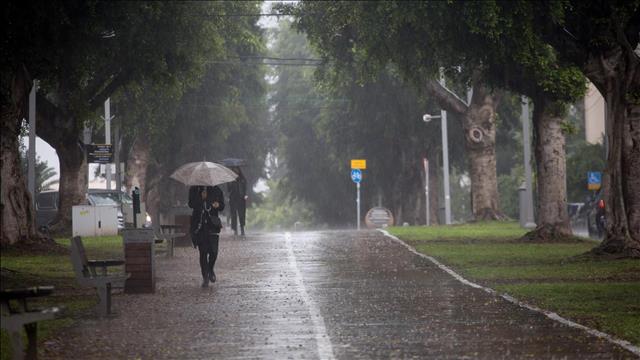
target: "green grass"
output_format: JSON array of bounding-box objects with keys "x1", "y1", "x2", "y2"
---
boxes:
[
  {"x1": 0, "y1": 236, "x2": 124, "y2": 360},
  {"x1": 497, "y1": 283, "x2": 640, "y2": 345},
  {"x1": 389, "y1": 221, "x2": 528, "y2": 243},
  {"x1": 388, "y1": 222, "x2": 640, "y2": 346}
]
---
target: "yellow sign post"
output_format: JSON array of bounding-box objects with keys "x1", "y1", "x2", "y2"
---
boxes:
[{"x1": 351, "y1": 159, "x2": 367, "y2": 169}]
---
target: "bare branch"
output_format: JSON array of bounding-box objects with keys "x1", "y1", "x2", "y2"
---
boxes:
[
  {"x1": 425, "y1": 79, "x2": 468, "y2": 115},
  {"x1": 88, "y1": 70, "x2": 132, "y2": 111}
]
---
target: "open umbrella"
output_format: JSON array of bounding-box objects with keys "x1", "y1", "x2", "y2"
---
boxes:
[
  {"x1": 219, "y1": 158, "x2": 246, "y2": 167},
  {"x1": 170, "y1": 161, "x2": 237, "y2": 186}
]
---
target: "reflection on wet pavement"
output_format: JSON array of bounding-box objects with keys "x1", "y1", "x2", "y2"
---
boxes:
[{"x1": 45, "y1": 231, "x2": 636, "y2": 359}]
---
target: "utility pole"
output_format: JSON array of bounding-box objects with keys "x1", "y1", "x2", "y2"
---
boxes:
[
  {"x1": 521, "y1": 96, "x2": 536, "y2": 228},
  {"x1": 104, "y1": 98, "x2": 113, "y2": 190},
  {"x1": 28, "y1": 80, "x2": 38, "y2": 206},
  {"x1": 423, "y1": 157, "x2": 430, "y2": 226},
  {"x1": 83, "y1": 126, "x2": 92, "y2": 192},
  {"x1": 114, "y1": 117, "x2": 121, "y2": 193},
  {"x1": 440, "y1": 73, "x2": 452, "y2": 225},
  {"x1": 356, "y1": 182, "x2": 361, "y2": 230}
]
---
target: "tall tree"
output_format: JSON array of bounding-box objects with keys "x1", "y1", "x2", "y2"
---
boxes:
[
  {"x1": 103, "y1": 2, "x2": 268, "y2": 225},
  {"x1": 288, "y1": 1, "x2": 588, "y2": 240},
  {"x1": 1, "y1": 67, "x2": 38, "y2": 245},
  {"x1": 269, "y1": 21, "x2": 459, "y2": 226},
  {"x1": 531, "y1": 1, "x2": 640, "y2": 256},
  {"x1": 2, "y1": 1, "x2": 74, "y2": 245},
  {"x1": 288, "y1": 1, "x2": 505, "y2": 221},
  {"x1": 8, "y1": 1, "x2": 224, "y2": 236}
]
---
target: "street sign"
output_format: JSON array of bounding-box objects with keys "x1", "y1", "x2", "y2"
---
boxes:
[
  {"x1": 87, "y1": 144, "x2": 113, "y2": 164},
  {"x1": 351, "y1": 169, "x2": 362, "y2": 183},
  {"x1": 351, "y1": 159, "x2": 367, "y2": 169},
  {"x1": 588, "y1": 171, "x2": 602, "y2": 191}
]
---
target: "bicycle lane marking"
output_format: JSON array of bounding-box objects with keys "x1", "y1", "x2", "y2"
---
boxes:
[{"x1": 284, "y1": 232, "x2": 336, "y2": 360}]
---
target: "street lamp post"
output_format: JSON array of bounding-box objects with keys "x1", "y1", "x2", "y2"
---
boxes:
[
  {"x1": 521, "y1": 96, "x2": 536, "y2": 228},
  {"x1": 423, "y1": 157, "x2": 430, "y2": 226},
  {"x1": 28, "y1": 80, "x2": 38, "y2": 207},
  {"x1": 423, "y1": 112, "x2": 452, "y2": 225}
]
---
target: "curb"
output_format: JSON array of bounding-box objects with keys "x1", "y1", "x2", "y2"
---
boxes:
[{"x1": 377, "y1": 229, "x2": 640, "y2": 357}]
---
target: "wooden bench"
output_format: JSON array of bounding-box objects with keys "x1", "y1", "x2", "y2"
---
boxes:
[
  {"x1": 1, "y1": 286, "x2": 62, "y2": 360},
  {"x1": 69, "y1": 236, "x2": 130, "y2": 316},
  {"x1": 158, "y1": 224, "x2": 186, "y2": 257}
]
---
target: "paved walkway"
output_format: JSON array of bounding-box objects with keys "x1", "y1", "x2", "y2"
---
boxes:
[{"x1": 45, "y1": 231, "x2": 636, "y2": 359}]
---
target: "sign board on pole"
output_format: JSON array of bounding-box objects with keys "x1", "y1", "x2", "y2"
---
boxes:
[
  {"x1": 87, "y1": 144, "x2": 113, "y2": 164},
  {"x1": 351, "y1": 159, "x2": 367, "y2": 169},
  {"x1": 351, "y1": 169, "x2": 362, "y2": 183},
  {"x1": 587, "y1": 171, "x2": 602, "y2": 191}
]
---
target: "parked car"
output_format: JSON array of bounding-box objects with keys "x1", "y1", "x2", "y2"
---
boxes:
[
  {"x1": 579, "y1": 190, "x2": 606, "y2": 239},
  {"x1": 35, "y1": 189, "x2": 152, "y2": 232}
]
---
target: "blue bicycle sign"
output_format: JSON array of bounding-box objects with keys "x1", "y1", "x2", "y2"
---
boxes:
[{"x1": 351, "y1": 169, "x2": 362, "y2": 183}]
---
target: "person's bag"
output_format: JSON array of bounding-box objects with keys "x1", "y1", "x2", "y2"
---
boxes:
[{"x1": 211, "y1": 216, "x2": 222, "y2": 233}]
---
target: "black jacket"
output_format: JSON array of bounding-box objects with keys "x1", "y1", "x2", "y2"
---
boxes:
[
  {"x1": 227, "y1": 176, "x2": 247, "y2": 204},
  {"x1": 188, "y1": 186, "x2": 225, "y2": 234}
]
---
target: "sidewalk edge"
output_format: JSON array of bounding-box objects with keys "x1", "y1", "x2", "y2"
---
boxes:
[{"x1": 377, "y1": 229, "x2": 640, "y2": 357}]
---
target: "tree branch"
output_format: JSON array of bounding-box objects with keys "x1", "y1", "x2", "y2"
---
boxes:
[
  {"x1": 425, "y1": 79, "x2": 468, "y2": 115},
  {"x1": 88, "y1": 70, "x2": 132, "y2": 111},
  {"x1": 35, "y1": 94, "x2": 77, "y2": 149},
  {"x1": 81, "y1": 65, "x2": 120, "y2": 106}
]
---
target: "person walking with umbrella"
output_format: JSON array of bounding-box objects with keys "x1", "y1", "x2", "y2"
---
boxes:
[
  {"x1": 189, "y1": 185, "x2": 224, "y2": 287},
  {"x1": 171, "y1": 161, "x2": 236, "y2": 288},
  {"x1": 227, "y1": 166, "x2": 248, "y2": 239}
]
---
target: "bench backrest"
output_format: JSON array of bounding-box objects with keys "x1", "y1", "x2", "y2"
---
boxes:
[{"x1": 70, "y1": 237, "x2": 91, "y2": 278}]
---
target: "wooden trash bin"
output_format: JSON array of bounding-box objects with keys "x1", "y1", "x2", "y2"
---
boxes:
[{"x1": 122, "y1": 229, "x2": 155, "y2": 293}]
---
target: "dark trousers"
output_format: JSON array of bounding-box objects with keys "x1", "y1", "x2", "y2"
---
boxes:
[
  {"x1": 229, "y1": 200, "x2": 246, "y2": 233},
  {"x1": 196, "y1": 233, "x2": 219, "y2": 279}
]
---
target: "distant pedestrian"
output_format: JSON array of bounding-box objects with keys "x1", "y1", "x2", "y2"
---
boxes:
[
  {"x1": 188, "y1": 185, "x2": 224, "y2": 287},
  {"x1": 227, "y1": 167, "x2": 248, "y2": 238}
]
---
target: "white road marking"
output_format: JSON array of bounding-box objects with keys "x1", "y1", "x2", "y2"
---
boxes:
[
  {"x1": 378, "y1": 229, "x2": 640, "y2": 357},
  {"x1": 284, "y1": 232, "x2": 335, "y2": 360}
]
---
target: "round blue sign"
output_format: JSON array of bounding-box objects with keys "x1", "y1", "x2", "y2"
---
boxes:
[{"x1": 351, "y1": 169, "x2": 362, "y2": 183}]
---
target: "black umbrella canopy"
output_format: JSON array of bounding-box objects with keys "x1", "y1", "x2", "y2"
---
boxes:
[{"x1": 219, "y1": 158, "x2": 246, "y2": 167}]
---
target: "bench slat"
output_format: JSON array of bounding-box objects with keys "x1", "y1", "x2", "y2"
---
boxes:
[
  {"x1": 0, "y1": 286, "x2": 54, "y2": 301},
  {"x1": 88, "y1": 259, "x2": 125, "y2": 267}
]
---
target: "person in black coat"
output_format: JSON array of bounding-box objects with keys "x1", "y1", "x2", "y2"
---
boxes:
[
  {"x1": 188, "y1": 185, "x2": 224, "y2": 287},
  {"x1": 227, "y1": 167, "x2": 247, "y2": 238}
]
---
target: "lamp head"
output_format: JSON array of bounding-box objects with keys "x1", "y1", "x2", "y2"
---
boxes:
[{"x1": 422, "y1": 113, "x2": 441, "y2": 122}]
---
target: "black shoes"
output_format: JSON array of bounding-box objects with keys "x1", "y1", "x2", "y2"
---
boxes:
[
  {"x1": 201, "y1": 278, "x2": 209, "y2": 288},
  {"x1": 209, "y1": 271, "x2": 216, "y2": 283}
]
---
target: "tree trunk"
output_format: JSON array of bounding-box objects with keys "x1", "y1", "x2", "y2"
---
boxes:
[
  {"x1": 585, "y1": 46, "x2": 640, "y2": 258},
  {"x1": 426, "y1": 78, "x2": 503, "y2": 221},
  {"x1": 143, "y1": 161, "x2": 164, "y2": 228},
  {"x1": 35, "y1": 95, "x2": 87, "y2": 235},
  {"x1": 126, "y1": 134, "x2": 151, "y2": 201},
  {"x1": 465, "y1": 86, "x2": 503, "y2": 220},
  {"x1": 48, "y1": 135, "x2": 87, "y2": 235},
  {"x1": 1, "y1": 68, "x2": 38, "y2": 246},
  {"x1": 527, "y1": 95, "x2": 572, "y2": 240}
]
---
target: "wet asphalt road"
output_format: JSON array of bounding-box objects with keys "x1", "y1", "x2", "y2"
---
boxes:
[{"x1": 45, "y1": 230, "x2": 636, "y2": 359}]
